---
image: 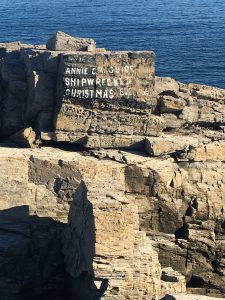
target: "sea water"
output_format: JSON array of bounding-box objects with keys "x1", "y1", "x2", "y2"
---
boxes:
[{"x1": 0, "y1": 0, "x2": 225, "y2": 88}]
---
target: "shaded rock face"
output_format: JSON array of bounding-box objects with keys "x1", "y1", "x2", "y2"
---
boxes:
[
  {"x1": 0, "y1": 147, "x2": 186, "y2": 300},
  {"x1": 0, "y1": 32, "x2": 225, "y2": 299},
  {"x1": 0, "y1": 206, "x2": 66, "y2": 300}
]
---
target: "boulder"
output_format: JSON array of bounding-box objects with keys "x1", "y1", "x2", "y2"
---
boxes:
[
  {"x1": 155, "y1": 76, "x2": 180, "y2": 95},
  {"x1": 145, "y1": 134, "x2": 207, "y2": 156},
  {"x1": 161, "y1": 268, "x2": 186, "y2": 296},
  {"x1": 46, "y1": 31, "x2": 96, "y2": 52},
  {"x1": 159, "y1": 95, "x2": 187, "y2": 113}
]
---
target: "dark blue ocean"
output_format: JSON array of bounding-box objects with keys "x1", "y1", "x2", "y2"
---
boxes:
[{"x1": 0, "y1": 0, "x2": 225, "y2": 88}]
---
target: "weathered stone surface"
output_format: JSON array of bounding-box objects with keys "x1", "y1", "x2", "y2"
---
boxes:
[
  {"x1": 1, "y1": 33, "x2": 225, "y2": 151},
  {"x1": 0, "y1": 33, "x2": 159, "y2": 148},
  {"x1": 180, "y1": 140, "x2": 225, "y2": 162},
  {"x1": 159, "y1": 95, "x2": 187, "y2": 114},
  {"x1": 91, "y1": 148, "x2": 225, "y2": 297},
  {"x1": 50, "y1": 114, "x2": 165, "y2": 149},
  {"x1": 155, "y1": 76, "x2": 180, "y2": 96},
  {"x1": 1, "y1": 145, "x2": 225, "y2": 298},
  {"x1": 51, "y1": 49, "x2": 157, "y2": 147},
  {"x1": 145, "y1": 134, "x2": 209, "y2": 156},
  {"x1": 0, "y1": 146, "x2": 187, "y2": 300},
  {"x1": 8, "y1": 127, "x2": 37, "y2": 147},
  {"x1": 0, "y1": 41, "x2": 21, "y2": 56},
  {"x1": 161, "y1": 268, "x2": 186, "y2": 296},
  {"x1": 0, "y1": 33, "x2": 225, "y2": 300},
  {"x1": 46, "y1": 31, "x2": 96, "y2": 52},
  {"x1": 155, "y1": 77, "x2": 225, "y2": 131},
  {"x1": 2, "y1": 143, "x2": 225, "y2": 298}
]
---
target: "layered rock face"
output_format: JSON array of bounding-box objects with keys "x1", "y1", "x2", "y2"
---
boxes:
[
  {"x1": 54, "y1": 50, "x2": 156, "y2": 147},
  {"x1": 0, "y1": 31, "x2": 158, "y2": 148},
  {"x1": 0, "y1": 147, "x2": 186, "y2": 299},
  {"x1": 0, "y1": 32, "x2": 225, "y2": 299}
]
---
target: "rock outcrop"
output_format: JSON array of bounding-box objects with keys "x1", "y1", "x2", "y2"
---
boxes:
[
  {"x1": 0, "y1": 31, "x2": 158, "y2": 148},
  {"x1": 0, "y1": 147, "x2": 186, "y2": 299},
  {"x1": 46, "y1": 31, "x2": 96, "y2": 52},
  {"x1": 0, "y1": 32, "x2": 225, "y2": 299}
]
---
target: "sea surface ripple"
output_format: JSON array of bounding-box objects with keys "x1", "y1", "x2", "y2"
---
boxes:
[{"x1": 0, "y1": 0, "x2": 225, "y2": 88}]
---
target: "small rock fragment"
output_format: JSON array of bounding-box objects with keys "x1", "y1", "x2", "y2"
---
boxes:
[{"x1": 9, "y1": 127, "x2": 37, "y2": 148}]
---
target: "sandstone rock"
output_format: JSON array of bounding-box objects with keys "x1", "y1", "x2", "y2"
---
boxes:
[
  {"x1": 8, "y1": 127, "x2": 37, "y2": 148},
  {"x1": 0, "y1": 146, "x2": 189, "y2": 299},
  {"x1": 155, "y1": 77, "x2": 225, "y2": 131},
  {"x1": 95, "y1": 47, "x2": 107, "y2": 53},
  {"x1": 113, "y1": 149, "x2": 225, "y2": 297},
  {"x1": 0, "y1": 47, "x2": 27, "y2": 137},
  {"x1": 189, "y1": 83, "x2": 225, "y2": 104},
  {"x1": 145, "y1": 134, "x2": 207, "y2": 156},
  {"x1": 48, "y1": 114, "x2": 165, "y2": 149},
  {"x1": 181, "y1": 140, "x2": 225, "y2": 162},
  {"x1": 0, "y1": 144, "x2": 225, "y2": 298},
  {"x1": 22, "y1": 48, "x2": 60, "y2": 73},
  {"x1": 0, "y1": 41, "x2": 21, "y2": 57},
  {"x1": 53, "y1": 50, "x2": 157, "y2": 147},
  {"x1": 161, "y1": 268, "x2": 186, "y2": 296},
  {"x1": 155, "y1": 76, "x2": 180, "y2": 96},
  {"x1": 182, "y1": 99, "x2": 225, "y2": 124},
  {"x1": 21, "y1": 49, "x2": 60, "y2": 130},
  {"x1": 0, "y1": 34, "x2": 224, "y2": 152},
  {"x1": 0, "y1": 33, "x2": 225, "y2": 300},
  {"x1": 159, "y1": 95, "x2": 187, "y2": 113},
  {"x1": 46, "y1": 31, "x2": 96, "y2": 52},
  {"x1": 161, "y1": 113, "x2": 186, "y2": 129}
]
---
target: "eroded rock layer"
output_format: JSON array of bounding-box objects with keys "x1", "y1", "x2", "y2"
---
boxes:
[
  {"x1": 0, "y1": 31, "x2": 157, "y2": 147},
  {"x1": 0, "y1": 147, "x2": 186, "y2": 299}
]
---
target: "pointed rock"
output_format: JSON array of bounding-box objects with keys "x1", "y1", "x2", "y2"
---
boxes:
[
  {"x1": 9, "y1": 127, "x2": 37, "y2": 148},
  {"x1": 46, "y1": 31, "x2": 96, "y2": 52}
]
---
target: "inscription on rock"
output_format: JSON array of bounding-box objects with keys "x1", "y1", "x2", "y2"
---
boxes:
[
  {"x1": 59, "y1": 51, "x2": 155, "y2": 101},
  {"x1": 55, "y1": 51, "x2": 157, "y2": 139},
  {"x1": 64, "y1": 65, "x2": 134, "y2": 99}
]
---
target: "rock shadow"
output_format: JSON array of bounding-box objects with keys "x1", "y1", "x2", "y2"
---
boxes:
[
  {"x1": 160, "y1": 295, "x2": 176, "y2": 300},
  {"x1": 0, "y1": 181, "x2": 108, "y2": 300},
  {"x1": 0, "y1": 205, "x2": 66, "y2": 300},
  {"x1": 64, "y1": 180, "x2": 108, "y2": 300}
]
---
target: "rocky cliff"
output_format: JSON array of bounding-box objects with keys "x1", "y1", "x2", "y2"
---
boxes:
[{"x1": 0, "y1": 32, "x2": 225, "y2": 300}]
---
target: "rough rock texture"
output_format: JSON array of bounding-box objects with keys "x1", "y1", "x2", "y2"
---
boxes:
[
  {"x1": 0, "y1": 32, "x2": 225, "y2": 299},
  {"x1": 0, "y1": 147, "x2": 186, "y2": 300},
  {"x1": 53, "y1": 50, "x2": 157, "y2": 146},
  {"x1": 0, "y1": 32, "x2": 157, "y2": 148},
  {"x1": 8, "y1": 126, "x2": 37, "y2": 147},
  {"x1": 46, "y1": 31, "x2": 96, "y2": 52}
]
